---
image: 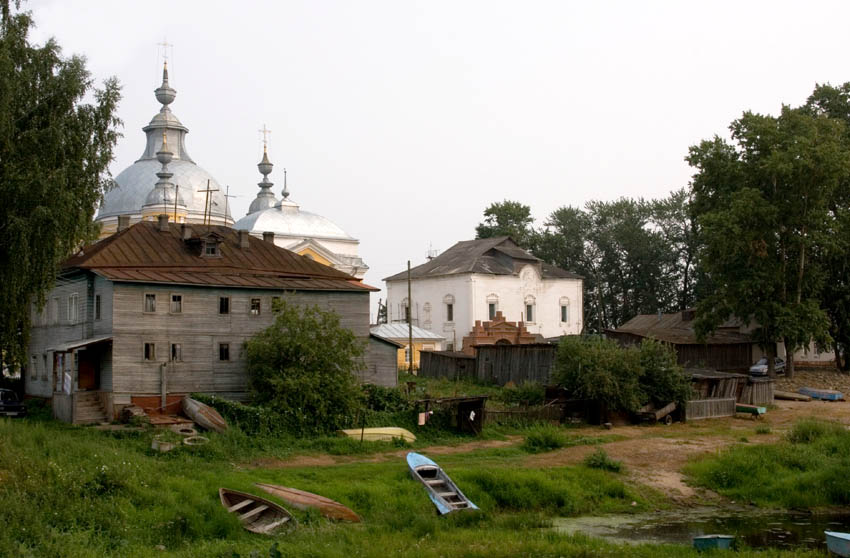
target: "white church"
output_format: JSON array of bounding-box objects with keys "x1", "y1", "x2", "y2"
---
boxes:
[{"x1": 95, "y1": 62, "x2": 368, "y2": 279}]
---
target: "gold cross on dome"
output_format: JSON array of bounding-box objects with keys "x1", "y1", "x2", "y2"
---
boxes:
[{"x1": 157, "y1": 39, "x2": 173, "y2": 62}]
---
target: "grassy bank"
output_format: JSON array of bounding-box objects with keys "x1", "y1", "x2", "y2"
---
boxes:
[
  {"x1": 685, "y1": 419, "x2": 850, "y2": 509},
  {"x1": 0, "y1": 416, "x2": 828, "y2": 558}
]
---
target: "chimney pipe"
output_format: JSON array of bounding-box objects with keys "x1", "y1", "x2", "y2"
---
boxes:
[
  {"x1": 238, "y1": 229, "x2": 250, "y2": 249},
  {"x1": 117, "y1": 215, "x2": 130, "y2": 232},
  {"x1": 181, "y1": 223, "x2": 192, "y2": 240},
  {"x1": 262, "y1": 231, "x2": 275, "y2": 243},
  {"x1": 157, "y1": 214, "x2": 169, "y2": 232}
]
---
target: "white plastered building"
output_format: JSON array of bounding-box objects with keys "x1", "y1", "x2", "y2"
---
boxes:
[{"x1": 384, "y1": 237, "x2": 583, "y2": 351}]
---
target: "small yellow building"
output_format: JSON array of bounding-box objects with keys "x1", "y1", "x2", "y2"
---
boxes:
[{"x1": 370, "y1": 323, "x2": 446, "y2": 371}]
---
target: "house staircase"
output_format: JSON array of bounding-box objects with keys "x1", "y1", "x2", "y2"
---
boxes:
[{"x1": 74, "y1": 392, "x2": 109, "y2": 424}]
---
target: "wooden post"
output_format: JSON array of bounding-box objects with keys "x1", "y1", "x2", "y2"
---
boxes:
[
  {"x1": 408, "y1": 260, "x2": 414, "y2": 375},
  {"x1": 160, "y1": 362, "x2": 167, "y2": 411}
]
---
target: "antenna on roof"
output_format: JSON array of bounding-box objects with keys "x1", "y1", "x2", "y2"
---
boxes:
[
  {"x1": 223, "y1": 185, "x2": 239, "y2": 220},
  {"x1": 426, "y1": 242, "x2": 438, "y2": 261}
]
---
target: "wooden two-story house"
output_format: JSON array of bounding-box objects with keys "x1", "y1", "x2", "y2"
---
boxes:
[{"x1": 26, "y1": 215, "x2": 380, "y2": 423}]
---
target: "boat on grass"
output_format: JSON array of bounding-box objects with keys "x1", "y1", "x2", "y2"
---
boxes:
[
  {"x1": 182, "y1": 396, "x2": 228, "y2": 433},
  {"x1": 256, "y1": 483, "x2": 360, "y2": 522},
  {"x1": 219, "y1": 488, "x2": 294, "y2": 535},
  {"x1": 798, "y1": 387, "x2": 844, "y2": 401},
  {"x1": 407, "y1": 452, "x2": 477, "y2": 515},
  {"x1": 826, "y1": 531, "x2": 850, "y2": 557},
  {"x1": 338, "y1": 427, "x2": 416, "y2": 443},
  {"x1": 693, "y1": 534, "x2": 735, "y2": 551}
]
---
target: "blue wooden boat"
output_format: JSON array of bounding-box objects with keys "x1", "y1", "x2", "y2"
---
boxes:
[
  {"x1": 826, "y1": 531, "x2": 850, "y2": 557},
  {"x1": 693, "y1": 534, "x2": 735, "y2": 551},
  {"x1": 406, "y1": 452, "x2": 478, "y2": 514},
  {"x1": 798, "y1": 387, "x2": 844, "y2": 401}
]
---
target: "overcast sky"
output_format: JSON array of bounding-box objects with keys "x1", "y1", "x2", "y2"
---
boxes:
[{"x1": 27, "y1": 0, "x2": 850, "y2": 320}]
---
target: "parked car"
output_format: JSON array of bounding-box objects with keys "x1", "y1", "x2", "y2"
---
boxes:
[
  {"x1": 0, "y1": 388, "x2": 27, "y2": 417},
  {"x1": 749, "y1": 357, "x2": 785, "y2": 376}
]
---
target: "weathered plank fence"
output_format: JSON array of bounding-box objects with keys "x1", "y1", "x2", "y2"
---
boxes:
[
  {"x1": 418, "y1": 351, "x2": 476, "y2": 381},
  {"x1": 685, "y1": 398, "x2": 736, "y2": 420},
  {"x1": 475, "y1": 344, "x2": 556, "y2": 385}
]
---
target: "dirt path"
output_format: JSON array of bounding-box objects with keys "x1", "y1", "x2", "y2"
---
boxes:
[{"x1": 248, "y1": 399, "x2": 850, "y2": 504}]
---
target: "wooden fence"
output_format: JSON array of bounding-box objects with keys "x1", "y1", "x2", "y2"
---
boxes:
[
  {"x1": 474, "y1": 344, "x2": 556, "y2": 385},
  {"x1": 738, "y1": 378, "x2": 774, "y2": 406},
  {"x1": 418, "y1": 351, "x2": 476, "y2": 381},
  {"x1": 685, "y1": 398, "x2": 736, "y2": 420},
  {"x1": 483, "y1": 405, "x2": 562, "y2": 425}
]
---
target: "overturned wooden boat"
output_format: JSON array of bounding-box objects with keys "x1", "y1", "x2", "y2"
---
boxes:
[
  {"x1": 182, "y1": 396, "x2": 228, "y2": 433},
  {"x1": 256, "y1": 483, "x2": 361, "y2": 522},
  {"x1": 825, "y1": 531, "x2": 850, "y2": 557},
  {"x1": 798, "y1": 387, "x2": 844, "y2": 401},
  {"x1": 338, "y1": 427, "x2": 416, "y2": 443},
  {"x1": 775, "y1": 390, "x2": 811, "y2": 402},
  {"x1": 219, "y1": 488, "x2": 293, "y2": 535},
  {"x1": 407, "y1": 452, "x2": 477, "y2": 514}
]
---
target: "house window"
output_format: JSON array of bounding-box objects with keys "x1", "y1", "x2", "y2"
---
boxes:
[
  {"x1": 144, "y1": 293, "x2": 156, "y2": 313},
  {"x1": 271, "y1": 296, "x2": 281, "y2": 311},
  {"x1": 561, "y1": 304, "x2": 568, "y2": 323},
  {"x1": 488, "y1": 303, "x2": 496, "y2": 320},
  {"x1": 68, "y1": 293, "x2": 78, "y2": 323},
  {"x1": 219, "y1": 297, "x2": 230, "y2": 315},
  {"x1": 204, "y1": 241, "x2": 219, "y2": 257},
  {"x1": 95, "y1": 295, "x2": 102, "y2": 321},
  {"x1": 170, "y1": 294, "x2": 183, "y2": 313},
  {"x1": 526, "y1": 304, "x2": 534, "y2": 322},
  {"x1": 170, "y1": 343, "x2": 182, "y2": 362},
  {"x1": 144, "y1": 343, "x2": 156, "y2": 361},
  {"x1": 250, "y1": 298, "x2": 261, "y2": 316},
  {"x1": 446, "y1": 303, "x2": 454, "y2": 322},
  {"x1": 446, "y1": 343, "x2": 454, "y2": 352},
  {"x1": 42, "y1": 354, "x2": 47, "y2": 381},
  {"x1": 219, "y1": 343, "x2": 230, "y2": 361}
]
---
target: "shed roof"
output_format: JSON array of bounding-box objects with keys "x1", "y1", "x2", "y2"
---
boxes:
[
  {"x1": 607, "y1": 311, "x2": 752, "y2": 345},
  {"x1": 383, "y1": 237, "x2": 582, "y2": 281},
  {"x1": 64, "y1": 221, "x2": 376, "y2": 293},
  {"x1": 370, "y1": 323, "x2": 446, "y2": 342}
]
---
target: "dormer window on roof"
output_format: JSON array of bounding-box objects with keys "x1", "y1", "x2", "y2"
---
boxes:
[{"x1": 204, "y1": 240, "x2": 219, "y2": 257}]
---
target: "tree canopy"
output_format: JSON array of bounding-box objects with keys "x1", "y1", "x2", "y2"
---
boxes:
[
  {"x1": 475, "y1": 199, "x2": 536, "y2": 249},
  {"x1": 243, "y1": 299, "x2": 365, "y2": 434},
  {"x1": 0, "y1": 2, "x2": 121, "y2": 369}
]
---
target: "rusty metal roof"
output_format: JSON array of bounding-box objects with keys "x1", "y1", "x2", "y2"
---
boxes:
[
  {"x1": 607, "y1": 311, "x2": 752, "y2": 345},
  {"x1": 64, "y1": 221, "x2": 376, "y2": 292}
]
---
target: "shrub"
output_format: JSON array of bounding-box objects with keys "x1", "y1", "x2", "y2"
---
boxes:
[
  {"x1": 192, "y1": 394, "x2": 286, "y2": 435},
  {"x1": 243, "y1": 299, "x2": 365, "y2": 435},
  {"x1": 361, "y1": 384, "x2": 413, "y2": 412},
  {"x1": 552, "y1": 336, "x2": 643, "y2": 412},
  {"x1": 755, "y1": 426, "x2": 771, "y2": 435},
  {"x1": 522, "y1": 424, "x2": 567, "y2": 453},
  {"x1": 637, "y1": 338, "x2": 692, "y2": 408},
  {"x1": 787, "y1": 419, "x2": 846, "y2": 444},
  {"x1": 498, "y1": 382, "x2": 545, "y2": 407},
  {"x1": 583, "y1": 448, "x2": 623, "y2": 473}
]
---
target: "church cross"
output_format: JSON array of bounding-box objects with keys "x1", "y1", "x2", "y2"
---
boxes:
[
  {"x1": 157, "y1": 39, "x2": 173, "y2": 62},
  {"x1": 258, "y1": 124, "x2": 272, "y2": 151}
]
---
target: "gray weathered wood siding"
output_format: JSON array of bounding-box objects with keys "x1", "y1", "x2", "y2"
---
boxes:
[
  {"x1": 26, "y1": 273, "x2": 90, "y2": 397},
  {"x1": 110, "y1": 283, "x2": 370, "y2": 403},
  {"x1": 361, "y1": 337, "x2": 399, "y2": 387},
  {"x1": 419, "y1": 351, "x2": 476, "y2": 381},
  {"x1": 474, "y1": 344, "x2": 556, "y2": 385}
]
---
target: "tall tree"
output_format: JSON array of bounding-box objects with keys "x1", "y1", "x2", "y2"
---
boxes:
[
  {"x1": 689, "y1": 106, "x2": 849, "y2": 377},
  {"x1": 0, "y1": 2, "x2": 121, "y2": 370},
  {"x1": 475, "y1": 200, "x2": 536, "y2": 249}
]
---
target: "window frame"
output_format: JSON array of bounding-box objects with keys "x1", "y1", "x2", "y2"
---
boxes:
[
  {"x1": 219, "y1": 343, "x2": 230, "y2": 361},
  {"x1": 170, "y1": 343, "x2": 182, "y2": 362},
  {"x1": 169, "y1": 293, "x2": 183, "y2": 314},
  {"x1": 446, "y1": 303, "x2": 454, "y2": 323},
  {"x1": 143, "y1": 342, "x2": 156, "y2": 362},
  {"x1": 203, "y1": 241, "x2": 219, "y2": 257},
  {"x1": 488, "y1": 303, "x2": 496, "y2": 320},
  {"x1": 250, "y1": 298, "x2": 261, "y2": 316},
  {"x1": 68, "y1": 293, "x2": 78, "y2": 323},
  {"x1": 219, "y1": 296, "x2": 230, "y2": 315},
  {"x1": 144, "y1": 293, "x2": 157, "y2": 314}
]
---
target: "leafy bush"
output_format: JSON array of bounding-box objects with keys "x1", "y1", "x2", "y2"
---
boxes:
[
  {"x1": 552, "y1": 336, "x2": 691, "y2": 413},
  {"x1": 522, "y1": 424, "x2": 567, "y2": 453},
  {"x1": 243, "y1": 299, "x2": 365, "y2": 435},
  {"x1": 361, "y1": 384, "x2": 413, "y2": 412},
  {"x1": 583, "y1": 448, "x2": 623, "y2": 472},
  {"x1": 192, "y1": 393, "x2": 287, "y2": 435},
  {"x1": 552, "y1": 336, "x2": 642, "y2": 412},
  {"x1": 637, "y1": 338, "x2": 692, "y2": 408},
  {"x1": 498, "y1": 382, "x2": 545, "y2": 407}
]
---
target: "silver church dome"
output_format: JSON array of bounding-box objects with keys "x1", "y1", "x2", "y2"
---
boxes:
[
  {"x1": 234, "y1": 200, "x2": 354, "y2": 241},
  {"x1": 97, "y1": 62, "x2": 232, "y2": 225}
]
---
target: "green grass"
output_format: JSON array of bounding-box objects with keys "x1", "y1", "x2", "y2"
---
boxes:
[
  {"x1": 583, "y1": 449, "x2": 623, "y2": 473},
  {"x1": 685, "y1": 419, "x2": 850, "y2": 508}
]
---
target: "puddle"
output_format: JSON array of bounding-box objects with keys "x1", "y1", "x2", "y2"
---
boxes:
[{"x1": 554, "y1": 507, "x2": 850, "y2": 550}]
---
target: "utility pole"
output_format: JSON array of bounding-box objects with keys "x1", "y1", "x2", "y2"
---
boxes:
[{"x1": 408, "y1": 260, "x2": 414, "y2": 375}]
